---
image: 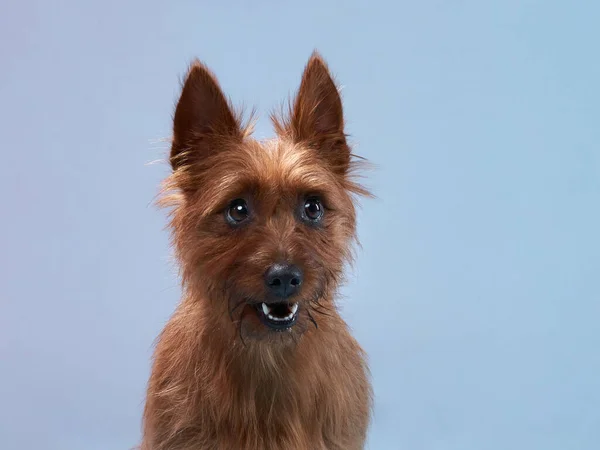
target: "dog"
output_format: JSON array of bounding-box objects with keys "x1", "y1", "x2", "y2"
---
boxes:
[{"x1": 141, "y1": 52, "x2": 372, "y2": 450}]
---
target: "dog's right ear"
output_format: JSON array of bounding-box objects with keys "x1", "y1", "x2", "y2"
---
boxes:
[{"x1": 170, "y1": 60, "x2": 242, "y2": 171}]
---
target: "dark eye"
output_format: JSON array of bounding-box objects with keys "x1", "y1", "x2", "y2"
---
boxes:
[
  {"x1": 227, "y1": 199, "x2": 249, "y2": 224},
  {"x1": 304, "y1": 197, "x2": 324, "y2": 221}
]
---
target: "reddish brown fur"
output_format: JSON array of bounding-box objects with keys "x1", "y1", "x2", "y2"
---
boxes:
[{"x1": 141, "y1": 52, "x2": 372, "y2": 450}]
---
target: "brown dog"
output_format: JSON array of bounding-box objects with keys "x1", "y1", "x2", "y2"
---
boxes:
[{"x1": 141, "y1": 52, "x2": 372, "y2": 450}]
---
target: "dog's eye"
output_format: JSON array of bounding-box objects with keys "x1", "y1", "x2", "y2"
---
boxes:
[
  {"x1": 227, "y1": 199, "x2": 249, "y2": 224},
  {"x1": 304, "y1": 197, "x2": 324, "y2": 221}
]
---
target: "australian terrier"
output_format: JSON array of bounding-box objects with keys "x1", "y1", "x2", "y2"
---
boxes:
[{"x1": 141, "y1": 52, "x2": 372, "y2": 450}]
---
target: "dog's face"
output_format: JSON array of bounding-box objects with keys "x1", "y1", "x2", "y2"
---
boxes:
[{"x1": 162, "y1": 53, "x2": 367, "y2": 342}]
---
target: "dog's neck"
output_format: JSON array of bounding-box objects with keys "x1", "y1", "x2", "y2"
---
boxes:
[{"x1": 145, "y1": 288, "x2": 368, "y2": 449}]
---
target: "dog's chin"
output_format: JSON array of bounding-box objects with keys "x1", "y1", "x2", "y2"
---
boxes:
[{"x1": 232, "y1": 298, "x2": 311, "y2": 343}]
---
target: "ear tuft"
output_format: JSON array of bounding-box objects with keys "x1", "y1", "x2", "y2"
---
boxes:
[{"x1": 170, "y1": 60, "x2": 241, "y2": 171}]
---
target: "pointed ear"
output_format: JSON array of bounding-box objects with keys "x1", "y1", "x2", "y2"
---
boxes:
[
  {"x1": 170, "y1": 60, "x2": 242, "y2": 171},
  {"x1": 287, "y1": 52, "x2": 350, "y2": 174}
]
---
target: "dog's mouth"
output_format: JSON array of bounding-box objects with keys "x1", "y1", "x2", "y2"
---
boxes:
[{"x1": 254, "y1": 302, "x2": 299, "y2": 330}]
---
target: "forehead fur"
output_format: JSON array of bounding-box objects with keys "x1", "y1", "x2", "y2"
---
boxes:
[{"x1": 169, "y1": 136, "x2": 350, "y2": 217}]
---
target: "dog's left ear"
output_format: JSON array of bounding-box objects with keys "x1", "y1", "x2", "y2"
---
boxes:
[{"x1": 286, "y1": 52, "x2": 350, "y2": 175}]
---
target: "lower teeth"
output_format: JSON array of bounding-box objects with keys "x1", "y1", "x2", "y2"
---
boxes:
[
  {"x1": 262, "y1": 303, "x2": 298, "y2": 322},
  {"x1": 268, "y1": 313, "x2": 293, "y2": 321}
]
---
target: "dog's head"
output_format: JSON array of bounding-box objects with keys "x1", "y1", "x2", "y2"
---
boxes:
[{"x1": 161, "y1": 53, "x2": 368, "y2": 343}]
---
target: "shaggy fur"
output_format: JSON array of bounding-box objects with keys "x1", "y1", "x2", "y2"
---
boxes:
[{"x1": 141, "y1": 52, "x2": 372, "y2": 450}]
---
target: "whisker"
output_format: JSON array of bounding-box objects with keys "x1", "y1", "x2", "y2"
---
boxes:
[
  {"x1": 313, "y1": 297, "x2": 330, "y2": 309},
  {"x1": 229, "y1": 299, "x2": 246, "y2": 321},
  {"x1": 237, "y1": 316, "x2": 247, "y2": 347},
  {"x1": 311, "y1": 307, "x2": 333, "y2": 317},
  {"x1": 307, "y1": 310, "x2": 318, "y2": 330},
  {"x1": 310, "y1": 298, "x2": 334, "y2": 316}
]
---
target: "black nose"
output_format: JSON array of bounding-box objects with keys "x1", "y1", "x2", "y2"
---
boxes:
[{"x1": 264, "y1": 263, "x2": 303, "y2": 298}]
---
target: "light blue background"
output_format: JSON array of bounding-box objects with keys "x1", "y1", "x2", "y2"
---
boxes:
[{"x1": 1, "y1": 1, "x2": 599, "y2": 449}]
